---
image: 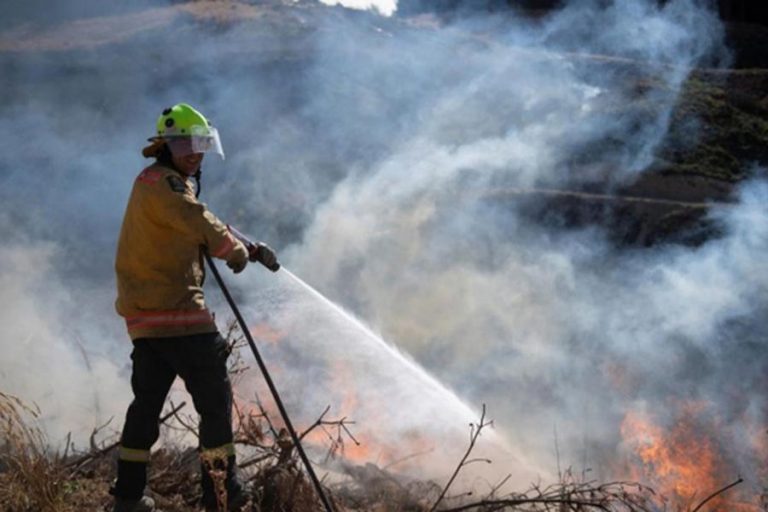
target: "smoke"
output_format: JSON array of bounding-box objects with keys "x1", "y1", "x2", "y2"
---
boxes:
[
  {"x1": 1, "y1": 0, "x2": 763, "y2": 499},
  {"x1": 0, "y1": 231, "x2": 128, "y2": 443},
  {"x1": 320, "y1": 0, "x2": 398, "y2": 17},
  {"x1": 278, "y1": 0, "x2": 760, "y2": 489}
]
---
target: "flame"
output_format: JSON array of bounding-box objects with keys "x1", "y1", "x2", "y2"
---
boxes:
[
  {"x1": 249, "y1": 322, "x2": 285, "y2": 345},
  {"x1": 233, "y1": 324, "x2": 444, "y2": 474},
  {"x1": 621, "y1": 403, "x2": 717, "y2": 499},
  {"x1": 620, "y1": 402, "x2": 761, "y2": 511},
  {"x1": 296, "y1": 360, "x2": 437, "y2": 468}
]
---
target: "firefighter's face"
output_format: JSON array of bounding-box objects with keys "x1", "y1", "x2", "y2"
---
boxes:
[
  {"x1": 167, "y1": 138, "x2": 204, "y2": 175},
  {"x1": 172, "y1": 152, "x2": 204, "y2": 175}
]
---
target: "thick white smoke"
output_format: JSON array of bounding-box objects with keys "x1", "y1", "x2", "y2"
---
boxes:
[
  {"x1": 0, "y1": 234, "x2": 129, "y2": 443},
  {"x1": 276, "y1": 0, "x2": 762, "y2": 492}
]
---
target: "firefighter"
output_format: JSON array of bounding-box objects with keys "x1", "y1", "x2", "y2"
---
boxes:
[{"x1": 111, "y1": 103, "x2": 276, "y2": 512}]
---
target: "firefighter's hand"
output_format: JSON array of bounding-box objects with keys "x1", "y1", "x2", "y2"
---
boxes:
[
  {"x1": 226, "y1": 242, "x2": 249, "y2": 274},
  {"x1": 255, "y1": 242, "x2": 278, "y2": 270}
]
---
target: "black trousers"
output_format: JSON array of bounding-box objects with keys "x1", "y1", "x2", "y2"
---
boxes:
[{"x1": 113, "y1": 332, "x2": 239, "y2": 502}]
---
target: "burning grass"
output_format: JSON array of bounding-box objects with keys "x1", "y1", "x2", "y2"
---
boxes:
[
  {"x1": 2, "y1": 388, "x2": 754, "y2": 512},
  {"x1": 0, "y1": 391, "x2": 622, "y2": 511},
  {"x1": 0, "y1": 329, "x2": 762, "y2": 511},
  {"x1": 619, "y1": 402, "x2": 768, "y2": 512}
]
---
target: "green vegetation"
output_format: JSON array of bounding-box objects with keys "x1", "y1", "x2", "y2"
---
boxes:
[{"x1": 658, "y1": 72, "x2": 768, "y2": 181}]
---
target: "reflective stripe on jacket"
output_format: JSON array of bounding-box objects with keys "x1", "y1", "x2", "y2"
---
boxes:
[{"x1": 115, "y1": 163, "x2": 246, "y2": 340}]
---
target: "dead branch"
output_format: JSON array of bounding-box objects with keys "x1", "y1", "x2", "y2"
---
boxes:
[
  {"x1": 88, "y1": 416, "x2": 114, "y2": 453},
  {"x1": 488, "y1": 473, "x2": 512, "y2": 498},
  {"x1": 298, "y1": 406, "x2": 359, "y2": 449},
  {"x1": 299, "y1": 405, "x2": 332, "y2": 442},
  {"x1": 690, "y1": 477, "x2": 744, "y2": 512},
  {"x1": 439, "y1": 480, "x2": 657, "y2": 512},
  {"x1": 239, "y1": 452, "x2": 275, "y2": 470},
  {"x1": 338, "y1": 419, "x2": 360, "y2": 447},
  {"x1": 221, "y1": 318, "x2": 254, "y2": 390},
  {"x1": 224, "y1": 318, "x2": 241, "y2": 351},
  {"x1": 294, "y1": 405, "x2": 360, "y2": 464},
  {"x1": 429, "y1": 404, "x2": 492, "y2": 512},
  {"x1": 60, "y1": 432, "x2": 72, "y2": 464},
  {"x1": 167, "y1": 400, "x2": 199, "y2": 440},
  {"x1": 233, "y1": 402, "x2": 269, "y2": 449},
  {"x1": 382, "y1": 448, "x2": 435, "y2": 471},
  {"x1": 66, "y1": 401, "x2": 187, "y2": 475},
  {"x1": 439, "y1": 496, "x2": 611, "y2": 511},
  {"x1": 254, "y1": 394, "x2": 280, "y2": 439}
]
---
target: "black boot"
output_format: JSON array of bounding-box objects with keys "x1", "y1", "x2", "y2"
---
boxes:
[
  {"x1": 112, "y1": 496, "x2": 160, "y2": 512},
  {"x1": 201, "y1": 455, "x2": 247, "y2": 511}
]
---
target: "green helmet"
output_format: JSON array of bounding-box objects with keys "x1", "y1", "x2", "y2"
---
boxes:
[{"x1": 152, "y1": 103, "x2": 224, "y2": 159}]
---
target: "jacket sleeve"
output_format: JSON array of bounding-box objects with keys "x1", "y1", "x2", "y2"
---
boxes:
[{"x1": 148, "y1": 178, "x2": 246, "y2": 261}]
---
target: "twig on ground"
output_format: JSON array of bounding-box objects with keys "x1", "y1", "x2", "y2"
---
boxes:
[
  {"x1": 382, "y1": 448, "x2": 435, "y2": 471},
  {"x1": 429, "y1": 404, "x2": 492, "y2": 512},
  {"x1": 88, "y1": 416, "x2": 114, "y2": 453},
  {"x1": 238, "y1": 452, "x2": 275, "y2": 470},
  {"x1": 439, "y1": 480, "x2": 657, "y2": 512},
  {"x1": 439, "y1": 496, "x2": 611, "y2": 511},
  {"x1": 488, "y1": 473, "x2": 512, "y2": 498},
  {"x1": 61, "y1": 432, "x2": 72, "y2": 464},
  {"x1": 66, "y1": 401, "x2": 187, "y2": 475}
]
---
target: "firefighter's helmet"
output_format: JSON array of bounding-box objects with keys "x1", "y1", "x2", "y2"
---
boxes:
[{"x1": 150, "y1": 103, "x2": 224, "y2": 159}]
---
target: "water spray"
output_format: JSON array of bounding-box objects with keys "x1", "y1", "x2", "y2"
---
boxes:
[
  {"x1": 279, "y1": 267, "x2": 482, "y2": 423},
  {"x1": 216, "y1": 227, "x2": 509, "y2": 488},
  {"x1": 205, "y1": 229, "x2": 334, "y2": 512}
]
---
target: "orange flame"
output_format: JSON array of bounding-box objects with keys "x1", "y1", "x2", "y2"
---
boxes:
[
  {"x1": 249, "y1": 322, "x2": 285, "y2": 345},
  {"x1": 621, "y1": 403, "x2": 717, "y2": 500},
  {"x1": 231, "y1": 324, "x2": 438, "y2": 473},
  {"x1": 620, "y1": 402, "x2": 761, "y2": 511}
]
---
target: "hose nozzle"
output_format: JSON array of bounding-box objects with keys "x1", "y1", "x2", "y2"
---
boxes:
[{"x1": 228, "y1": 225, "x2": 280, "y2": 272}]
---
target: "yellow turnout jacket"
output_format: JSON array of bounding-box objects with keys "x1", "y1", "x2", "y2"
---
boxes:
[{"x1": 115, "y1": 163, "x2": 246, "y2": 340}]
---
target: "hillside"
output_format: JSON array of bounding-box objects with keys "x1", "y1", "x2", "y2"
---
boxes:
[{"x1": 6, "y1": 0, "x2": 766, "y2": 246}]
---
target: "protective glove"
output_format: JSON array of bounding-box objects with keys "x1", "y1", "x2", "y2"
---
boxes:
[
  {"x1": 254, "y1": 242, "x2": 278, "y2": 270},
  {"x1": 226, "y1": 241, "x2": 249, "y2": 274}
]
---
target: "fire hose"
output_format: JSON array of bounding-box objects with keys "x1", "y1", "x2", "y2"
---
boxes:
[{"x1": 205, "y1": 228, "x2": 335, "y2": 512}]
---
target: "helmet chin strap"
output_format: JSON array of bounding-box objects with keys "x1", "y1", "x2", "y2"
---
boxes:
[{"x1": 193, "y1": 168, "x2": 202, "y2": 199}]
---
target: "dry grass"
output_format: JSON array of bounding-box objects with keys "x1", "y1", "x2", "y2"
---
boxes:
[
  {"x1": 0, "y1": 392, "x2": 71, "y2": 512},
  {"x1": 0, "y1": 387, "x2": 664, "y2": 512},
  {"x1": 0, "y1": 327, "x2": 671, "y2": 511}
]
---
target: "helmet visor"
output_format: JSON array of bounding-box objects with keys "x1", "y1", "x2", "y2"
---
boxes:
[{"x1": 165, "y1": 126, "x2": 225, "y2": 159}]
